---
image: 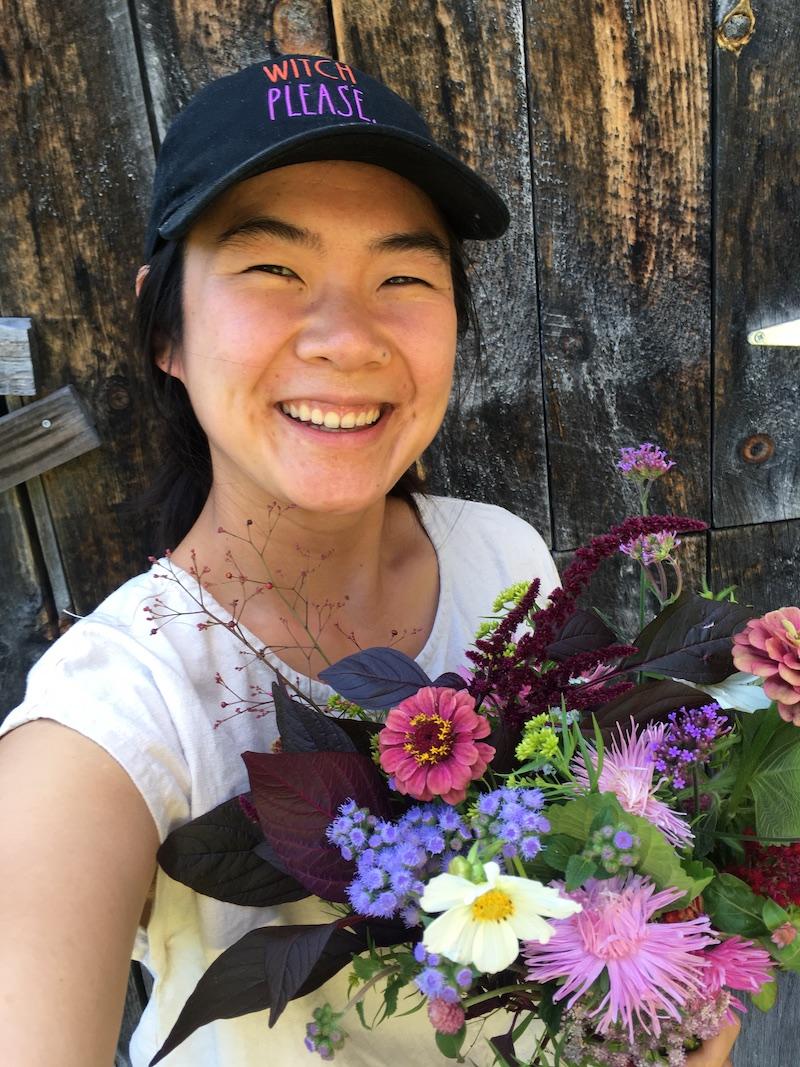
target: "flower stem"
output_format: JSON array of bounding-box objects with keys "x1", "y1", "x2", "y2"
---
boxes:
[{"x1": 463, "y1": 981, "x2": 542, "y2": 1009}]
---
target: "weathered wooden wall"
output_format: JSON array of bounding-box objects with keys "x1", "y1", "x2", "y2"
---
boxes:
[{"x1": 2, "y1": 0, "x2": 799, "y2": 1063}]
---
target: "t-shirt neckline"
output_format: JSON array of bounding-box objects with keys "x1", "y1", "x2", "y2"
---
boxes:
[{"x1": 153, "y1": 494, "x2": 451, "y2": 699}]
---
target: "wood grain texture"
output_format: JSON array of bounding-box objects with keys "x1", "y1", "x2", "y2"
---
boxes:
[
  {"x1": 0, "y1": 450, "x2": 56, "y2": 719},
  {"x1": 712, "y1": 0, "x2": 800, "y2": 527},
  {"x1": 0, "y1": 386, "x2": 101, "y2": 493},
  {"x1": 132, "y1": 0, "x2": 334, "y2": 139},
  {"x1": 525, "y1": 0, "x2": 711, "y2": 550},
  {"x1": 733, "y1": 973, "x2": 800, "y2": 1067},
  {"x1": 0, "y1": 318, "x2": 36, "y2": 396},
  {"x1": 0, "y1": 0, "x2": 162, "y2": 615},
  {"x1": 710, "y1": 519, "x2": 800, "y2": 611},
  {"x1": 331, "y1": 0, "x2": 552, "y2": 537}
]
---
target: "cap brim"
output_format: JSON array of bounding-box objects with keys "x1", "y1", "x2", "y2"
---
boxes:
[{"x1": 156, "y1": 124, "x2": 509, "y2": 246}]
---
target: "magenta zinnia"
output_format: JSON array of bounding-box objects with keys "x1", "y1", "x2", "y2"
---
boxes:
[
  {"x1": 522, "y1": 875, "x2": 716, "y2": 1039},
  {"x1": 378, "y1": 686, "x2": 494, "y2": 804},
  {"x1": 573, "y1": 722, "x2": 693, "y2": 848},
  {"x1": 732, "y1": 607, "x2": 800, "y2": 724}
]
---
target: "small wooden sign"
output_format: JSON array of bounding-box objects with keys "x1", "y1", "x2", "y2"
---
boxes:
[
  {"x1": 0, "y1": 385, "x2": 101, "y2": 493},
  {"x1": 0, "y1": 318, "x2": 36, "y2": 396}
]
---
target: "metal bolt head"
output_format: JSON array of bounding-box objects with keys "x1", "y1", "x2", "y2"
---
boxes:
[{"x1": 41, "y1": 418, "x2": 52, "y2": 428}]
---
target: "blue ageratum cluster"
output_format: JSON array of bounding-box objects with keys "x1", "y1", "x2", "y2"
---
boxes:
[
  {"x1": 327, "y1": 788, "x2": 552, "y2": 925},
  {"x1": 327, "y1": 800, "x2": 472, "y2": 925},
  {"x1": 471, "y1": 787, "x2": 549, "y2": 861},
  {"x1": 412, "y1": 943, "x2": 473, "y2": 1002}
]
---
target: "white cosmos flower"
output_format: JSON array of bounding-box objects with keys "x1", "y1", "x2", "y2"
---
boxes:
[
  {"x1": 420, "y1": 861, "x2": 582, "y2": 974},
  {"x1": 672, "y1": 671, "x2": 772, "y2": 714}
]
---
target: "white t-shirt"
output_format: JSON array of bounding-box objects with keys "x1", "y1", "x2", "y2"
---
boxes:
[{"x1": 0, "y1": 496, "x2": 559, "y2": 1066}]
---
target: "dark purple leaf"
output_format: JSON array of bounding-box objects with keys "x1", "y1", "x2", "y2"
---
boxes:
[
  {"x1": 156, "y1": 795, "x2": 308, "y2": 907},
  {"x1": 149, "y1": 917, "x2": 411, "y2": 1064},
  {"x1": 594, "y1": 679, "x2": 710, "y2": 734},
  {"x1": 432, "y1": 671, "x2": 469, "y2": 690},
  {"x1": 489, "y1": 1030, "x2": 523, "y2": 1067},
  {"x1": 318, "y1": 646, "x2": 432, "y2": 710},
  {"x1": 545, "y1": 609, "x2": 618, "y2": 661},
  {"x1": 243, "y1": 750, "x2": 392, "y2": 901},
  {"x1": 272, "y1": 681, "x2": 356, "y2": 753},
  {"x1": 623, "y1": 592, "x2": 752, "y2": 683},
  {"x1": 333, "y1": 717, "x2": 384, "y2": 759}
]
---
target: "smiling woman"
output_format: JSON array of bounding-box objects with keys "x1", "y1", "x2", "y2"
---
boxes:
[{"x1": 0, "y1": 53, "x2": 736, "y2": 1067}]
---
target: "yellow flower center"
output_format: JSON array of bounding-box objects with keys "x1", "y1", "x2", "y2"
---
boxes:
[
  {"x1": 782, "y1": 618, "x2": 800, "y2": 645},
  {"x1": 403, "y1": 713, "x2": 454, "y2": 766},
  {"x1": 470, "y1": 888, "x2": 515, "y2": 923}
]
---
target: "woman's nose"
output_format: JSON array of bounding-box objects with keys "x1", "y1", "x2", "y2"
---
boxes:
[{"x1": 294, "y1": 289, "x2": 390, "y2": 370}]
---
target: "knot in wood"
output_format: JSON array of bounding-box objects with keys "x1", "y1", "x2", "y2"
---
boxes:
[
  {"x1": 740, "y1": 433, "x2": 774, "y2": 465},
  {"x1": 717, "y1": 0, "x2": 755, "y2": 53}
]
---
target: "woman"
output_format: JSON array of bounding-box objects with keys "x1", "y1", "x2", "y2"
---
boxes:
[{"x1": 0, "y1": 56, "x2": 738, "y2": 1066}]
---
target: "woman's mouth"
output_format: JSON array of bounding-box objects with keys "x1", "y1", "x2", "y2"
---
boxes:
[{"x1": 278, "y1": 401, "x2": 386, "y2": 432}]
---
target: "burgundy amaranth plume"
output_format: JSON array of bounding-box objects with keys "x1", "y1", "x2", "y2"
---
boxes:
[{"x1": 466, "y1": 515, "x2": 708, "y2": 727}]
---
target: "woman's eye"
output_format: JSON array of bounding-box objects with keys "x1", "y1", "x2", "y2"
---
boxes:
[
  {"x1": 383, "y1": 275, "x2": 430, "y2": 287},
  {"x1": 246, "y1": 264, "x2": 299, "y2": 278}
]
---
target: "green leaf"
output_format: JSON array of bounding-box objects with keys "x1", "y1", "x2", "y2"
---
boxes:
[
  {"x1": 546, "y1": 793, "x2": 625, "y2": 839},
  {"x1": 435, "y1": 1025, "x2": 466, "y2": 1060},
  {"x1": 540, "y1": 833, "x2": 583, "y2": 873},
  {"x1": 751, "y1": 734, "x2": 800, "y2": 840},
  {"x1": 762, "y1": 898, "x2": 791, "y2": 932},
  {"x1": 703, "y1": 874, "x2": 770, "y2": 937},
  {"x1": 564, "y1": 853, "x2": 597, "y2": 891},
  {"x1": 752, "y1": 979, "x2": 778, "y2": 1012}
]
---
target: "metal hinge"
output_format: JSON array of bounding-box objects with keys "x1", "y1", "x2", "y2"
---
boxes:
[{"x1": 748, "y1": 319, "x2": 800, "y2": 346}]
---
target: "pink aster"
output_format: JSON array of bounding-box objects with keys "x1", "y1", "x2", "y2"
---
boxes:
[
  {"x1": 573, "y1": 721, "x2": 693, "y2": 848},
  {"x1": 378, "y1": 686, "x2": 495, "y2": 805},
  {"x1": 732, "y1": 607, "x2": 800, "y2": 724},
  {"x1": 700, "y1": 935, "x2": 774, "y2": 1021},
  {"x1": 522, "y1": 874, "x2": 716, "y2": 1040}
]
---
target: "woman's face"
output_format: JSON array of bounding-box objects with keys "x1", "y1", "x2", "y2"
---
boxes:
[{"x1": 164, "y1": 160, "x2": 458, "y2": 517}]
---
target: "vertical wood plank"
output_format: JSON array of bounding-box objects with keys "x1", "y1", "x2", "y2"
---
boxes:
[
  {"x1": 330, "y1": 0, "x2": 552, "y2": 536},
  {"x1": 710, "y1": 520, "x2": 800, "y2": 611},
  {"x1": 525, "y1": 0, "x2": 711, "y2": 550},
  {"x1": 0, "y1": 0, "x2": 161, "y2": 616},
  {"x1": 132, "y1": 0, "x2": 334, "y2": 139},
  {"x1": 713, "y1": 0, "x2": 800, "y2": 527}
]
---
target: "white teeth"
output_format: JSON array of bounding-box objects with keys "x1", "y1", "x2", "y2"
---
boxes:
[{"x1": 279, "y1": 402, "x2": 384, "y2": 429}]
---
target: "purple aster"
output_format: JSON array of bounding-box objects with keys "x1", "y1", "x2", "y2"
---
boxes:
[
  {"x1": 573, "y1": 722, "x2": 693, "y2": 849},
  {"x1": 648, "y1": 703, "x2": 729, "y2": 790}
]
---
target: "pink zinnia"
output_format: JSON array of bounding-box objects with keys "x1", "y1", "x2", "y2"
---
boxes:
[
  {"x1": 522, "y1": 874, "x2": 716, "y2": 1039},
  {"x1": 700, "y1": 935, "x2": 774, "y2": 1020},
  {"x1": 573, "y1": 722, "x2": 693, "y2": 848},
  {"x1": 732, "y1": 607, "x2": 800, "y2": 724},
  {"x1": 378, "y1": 686, "x2": 495, "y2": 805}
]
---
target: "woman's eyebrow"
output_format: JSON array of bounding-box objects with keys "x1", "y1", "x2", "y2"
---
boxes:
[
  {"x1": 216, "y1": 215, "x2": 322, "y2": 249},
  {"x1": 370, "y1": 231, "x2": 451, "y2": 263}
]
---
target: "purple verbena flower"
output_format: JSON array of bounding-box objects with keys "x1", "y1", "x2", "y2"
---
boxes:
[
  {"x1": 619, "y1": 529, "x2": 681, "y2": 565},
  {"x1": 617, "y1": 442, "x2": 675, "y2": 482}
]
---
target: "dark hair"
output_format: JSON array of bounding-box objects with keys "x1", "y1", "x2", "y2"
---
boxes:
[{"x1": 135, "y1": 231, "x2": 480, "y2": 551}]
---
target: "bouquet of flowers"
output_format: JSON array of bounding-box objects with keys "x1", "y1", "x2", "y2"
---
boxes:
[{"x1": 149, "y1": 444, "x2": 800, "y2": 1067}]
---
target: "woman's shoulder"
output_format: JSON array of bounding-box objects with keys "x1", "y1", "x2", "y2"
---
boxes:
[{"x1": 416, "y1": 494, "x2": 559, "y2": 599}]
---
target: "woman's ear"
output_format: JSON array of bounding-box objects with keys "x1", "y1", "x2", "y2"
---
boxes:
[
  {"x1": 135, "y1": 265, "x2": 149, "y2": 296},
  {"x1": 136, "y1": 263, "x2": 184, "y2": 379}
]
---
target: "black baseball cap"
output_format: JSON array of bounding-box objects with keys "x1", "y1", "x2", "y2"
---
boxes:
[{"x1": 144, "y1": 54, "x2": 510, "y2": 258}]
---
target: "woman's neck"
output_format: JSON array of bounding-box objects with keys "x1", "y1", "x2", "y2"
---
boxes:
[{"x1": 167, "y1": 489, "x2": 438, "y2": 679}]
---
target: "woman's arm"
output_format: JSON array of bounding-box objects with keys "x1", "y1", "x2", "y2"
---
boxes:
[
  {"x1": 686, "y1": 1019, "x2": 741, "y2": 1067},
  {"x1": 0, "y1": 719, "x2": 159, "y2": 1066}
]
